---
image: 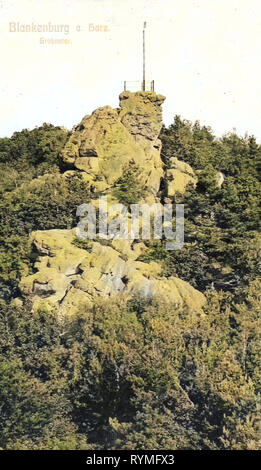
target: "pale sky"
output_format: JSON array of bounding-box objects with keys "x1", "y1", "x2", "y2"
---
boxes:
[{"x1": 0, "y1": 0, "x2": 261, "y2": 140}]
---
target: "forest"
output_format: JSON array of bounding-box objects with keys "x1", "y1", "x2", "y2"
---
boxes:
[{"x1": 0, "y1": 117, "x2": 260, "y2": 450}]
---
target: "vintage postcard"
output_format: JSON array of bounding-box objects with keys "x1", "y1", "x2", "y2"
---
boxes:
[{"x1": 0, "y1": 0, "x2": 260, "y2": 461}]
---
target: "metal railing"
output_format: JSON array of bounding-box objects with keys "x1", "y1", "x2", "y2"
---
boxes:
[{"x1": 123, "y1": 80, "x2": 155, "y2": 92}]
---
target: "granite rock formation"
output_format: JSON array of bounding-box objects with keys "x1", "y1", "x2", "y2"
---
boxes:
[{"x1": 19, "y1": 91, "x2": 205, "y2": 314}]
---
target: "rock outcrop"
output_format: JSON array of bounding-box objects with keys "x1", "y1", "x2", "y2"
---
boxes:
[
  {"x1": 165, "y1": 157, "x2": 197, "y2": 198},
  {"x1": 61, "y1": 91, "x2": 166, "y2": 200},
  {"x1": 19, "y1": 91, "x2": 205, "y2": 314},
  {"x1": 119, "y1": 91, "x2": 165, "y2": 144},
  {"x1": 20, "y1": 228, "x2": 205, "y2": 315}
]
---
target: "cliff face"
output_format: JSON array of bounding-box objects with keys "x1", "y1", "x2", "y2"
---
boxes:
[
  {"x1": 61, "y1": 91, "x2": 166, "y2": 200},
  {"x1": 119, "y1": 91, "x2": 165, "y2": 144},
  {"x1": 19, "y1": 91, "x2": 205, "y2": 314}
]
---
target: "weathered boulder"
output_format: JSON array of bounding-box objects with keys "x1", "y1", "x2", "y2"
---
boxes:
[
  {"x1": 19, "y1": 228, "x2": 205, "y2": 313},
  {"x1": 61, "y1": 92, "x2": 166, "y2": 199},
  {"x1": 216, "y1": 171, "x2": 225, "y2": 187},
  {"x1": 19, "y1": 91, "x2": 206, "y2": 315},
  {"x1": 166, "y1": 157, "x2": 197, "y2": 197},
  {"x1": 119, "y1": 91, "x2": 165, "y2": 144}
]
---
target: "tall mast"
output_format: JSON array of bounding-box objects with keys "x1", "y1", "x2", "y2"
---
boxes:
[{"x1": 143, "y1": 21, "x2": 146, "y2": 91}]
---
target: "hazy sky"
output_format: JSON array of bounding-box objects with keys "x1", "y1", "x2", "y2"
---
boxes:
[{"x1": 1, "y1": 0, "x2": 261, "y2": 140}]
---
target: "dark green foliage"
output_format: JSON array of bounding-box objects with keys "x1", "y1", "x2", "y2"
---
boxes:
[
  {"x1": 0, "y1": 301, "x2": 91, "y2": 449},
  {"x1": 0, "y1": 126, "x2": 90, "y2": 298},
  {"x1": 159, "y1": 117, "x2": 261, "y2": 293},
  {"x1": 0, "y1": 124, "x2": 68, "y2": 197},
  {"x1": 0, "y1": 288, "x2": 259, "y2": 449},
  {"x1": 0, "y1": 117, "x2": 260, "y2": 449},
  {"x1": 0, "y1": 123, "x2": 67, "y2": 166},
  {"x1": 71, "y1": 238, "x2": 93, "y2": 252},
  {"x1": 112, "y1": 161, "x2": 147, "y2": 207}
]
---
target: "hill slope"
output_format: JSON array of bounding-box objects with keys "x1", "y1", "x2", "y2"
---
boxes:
[{"x1": 0, "y1": 92, "x2": 260, "y2": 450}]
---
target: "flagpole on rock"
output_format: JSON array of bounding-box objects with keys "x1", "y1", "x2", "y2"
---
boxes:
[{"x1": 143, "y1": 21, "x2": 146, "y2": 91}]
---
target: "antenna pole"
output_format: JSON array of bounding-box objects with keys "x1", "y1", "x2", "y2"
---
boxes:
[{"x1": 143, "y1": 21, "x2": 146, "y2": 91}]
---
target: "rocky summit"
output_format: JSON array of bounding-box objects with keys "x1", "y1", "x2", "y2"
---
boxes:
[
  {"x1": 19, "y1": 91, "x2": 205, "y2": 314},
  {"x1": 61, "y1": 91, "x2": 167, "y2": 199}
]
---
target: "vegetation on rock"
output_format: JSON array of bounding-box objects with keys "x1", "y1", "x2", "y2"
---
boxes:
[{"x1": 0, "y1": 95, "x2": 260, "y2": 449}]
